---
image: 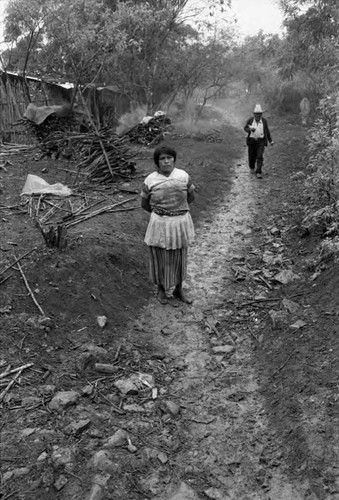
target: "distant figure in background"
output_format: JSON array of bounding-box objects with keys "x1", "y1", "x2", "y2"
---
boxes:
[
  {"x1": 244, "y1": 104, "x2": 274, "y2": 179},
  {"x1": 300, "y1": 97, "x2": 311, "y2": 126},
  {"x1": 141, "y1": 145, "x2": 195, "y2": 305}
]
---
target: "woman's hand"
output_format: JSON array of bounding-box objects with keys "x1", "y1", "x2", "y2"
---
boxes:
[
  {"x1": 141, "y1": 198, "x2": 152, "y2": 212},
  {"x1": 188, "y1": 191, "x2": 195, "y2": 204}
]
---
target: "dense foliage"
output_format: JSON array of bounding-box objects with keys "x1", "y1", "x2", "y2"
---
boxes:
[
  {"x1": 278, "y1": 0, "x2": 339, "y2": 223},
  {"x1": 1, "y1": 0, "x2": 234, "y2": 113}
]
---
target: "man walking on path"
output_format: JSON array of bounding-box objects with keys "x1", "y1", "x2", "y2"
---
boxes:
[{"x1": 244, "y1": 104, "x2": 274, "y2": 179}]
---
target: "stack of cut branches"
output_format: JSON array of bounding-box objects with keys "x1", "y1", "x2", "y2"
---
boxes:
[
  {"x1": 24, "y1": 114, "x2": 79, "y2": 158},
  {"x1": 28, "y1": 127, "x2": 136, "y2": 183},
  {"x1": 122, "y1": 115, "x2": 172, "y2": 146},
  {"x1": 0, "y1": 143, "x2": 36, "y2": 155},
  {"x1": 75, "y1": 128, "x2": 137, "y2": 183}
]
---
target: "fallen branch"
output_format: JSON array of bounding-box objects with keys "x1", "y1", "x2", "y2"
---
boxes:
[
  {"x1": 2, "y1": 489, "x2": 21, "y2": 500},
  {"x1": 237, "y1": 298, "x2": 281, "y2": 308},
  {"x1": 0, "y1": 248, "x2": 37, "y2": 277},
  {"x1": 14, "y1": 255, "x2": 45, "y2": 316},
  {"x1": 0, "y1": 362, "x2": 34, "y2": 380},
  {"x1": 108, "y1": 206, "x2": 140, "y2": 214},
  {"x1": 39, "y1": 200, "x2": 68, "y2": 224},
  {"x1": 272, "y1": 353, "x2": 293, "y2": 377},
  {"x1": 205, "y1": 318, "x2": 220, "y2": 337},
  {"x1": 0, "y1": 370, "x2": 23, "y2": 402},
  {"x1": 54, "y1": 166, "x2": 88, "y2": 176},
  {"x1": 0, "y1": 203, "x2": 27, "y2": 211},
  {"x1": 256, "y1": 275, "x2": 273, "y2": 289},
  {"x1": 64, "y1": 196, "x2": 136, "y2": 228},
  {"x1": 0, "y1": 274, "x2": 12, "y2": 286}
]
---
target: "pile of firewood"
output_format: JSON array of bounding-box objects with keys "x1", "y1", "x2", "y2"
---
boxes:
[
  {"x1": 75, "y1": 128, "x2": 136, "y2": 183},
  {"x1": 22, "y1": 126, "x2": 136, "y2": 183},
  {"x1": 25, "y1": 114, "x2": 79, "y2": 157},
  {"x1": 122, "y1": 115, "x2": 172, "y2": 146}
]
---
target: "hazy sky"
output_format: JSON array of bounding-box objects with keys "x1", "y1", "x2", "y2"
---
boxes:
[
  {"x1": 0, "y1": 0, "x2": 284, "y2": 43},
  {"x1": 0, "y1": 0, "x2": 6, "y2": 41},
  {"x1": 231, "y1": 0, "x2": 284, "y2": 38}
]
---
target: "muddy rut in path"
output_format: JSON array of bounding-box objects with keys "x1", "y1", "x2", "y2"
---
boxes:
[{"x1": 127, "y1": 156, "x2": 307, "y2": 500}]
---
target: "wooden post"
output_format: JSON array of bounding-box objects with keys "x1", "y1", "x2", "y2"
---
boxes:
[{"x1": 36, "y1": 220, "x2": 67, "y2": 249}]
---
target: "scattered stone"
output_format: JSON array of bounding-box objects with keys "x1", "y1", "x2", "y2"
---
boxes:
[
  {"x1": 161, "y1": 326, "x2": 174, "y2": 336},
  {"x1": 227, "y1": 391, "x2": 245, "y2": 402},
  {"x1": 282, "y1": 298, "x2": 300, "y2": 314},
  {"x1": 37, "y1": 429, "x2": 58, "y2": 440},
  {"x1": 123, "y1": 403, "x2": 145, "y2": 412},
  {"x1": 114, "y1": 373, "x2": 155, "y2": 396},
  {"x1": 150, "y1": 350, "x2": 166, "y2": 360},
  {"x1": 160, "y1": 481, "x2": 200, "y2": 500},
  {"x1": 21, "y1": 427, "x2": 38, "y2": 438},
  {"x1": 0, "y1": 305, "x2": 12, "y2": 314},
  {"x1": 290, "y1": 320, "x2": 307, "y2": 329},
  {"x1": 26, "y1": 316, "x2": 49, "y2": 329},
  {"x1": 96, "y1": 315, "x2": 107, "y2": 328},
  {"x1": 49, "y1": 391, "x2": 80, "y2": 412},
  {"x1": 204, "y1": 487, "x2": 229, "y2": 499},
  {"x1": 263, "y1": 251, "x2": 283, "y2": 265},
  {"x1": 88, "y1": 429, "x2": 104, "y2": 439},
  {"x1": 157, "y1": 451, "x2": 168, "y2": 464},
  {"x1": 127, "y1": 441, "x2": 137, "y2": 453},
  {"x1": 3, "y1": 467, "x2": 30, "y2": 482},
  {"x1": 82, "y1": 385, "x2": 95, "y2": 396},
  {"x1": 21, "y1": 396, "x2": 41, "y2": 407},
  {"x1": 270, "y1": 227, "x2": 281, "y2": 237},
  {"x1": 274, "y1": 269, "x2": 299, "y2": 284},
  {"x1": 64, "y1": 419, "x2": 91, "y2": 436},
  {"x1": 38, "y1": 316, "x2": 53, "y2": 328},
  {"x1": 105, "y1": 393, "x2": 121, "y2": 406},
  {"x1": 81, "y1": 343, "x2": 108, "y2": 356},
  {"x1": 268, "y1": 310, "x2": 288, "y2": 330},
  {"x1": 89, "y1": 450, "x2": 118, "y2": 473},
  {"x1": 37, "y1": 451, "x2": 48, "y2": 462},
  {"x1": 212, "y1": 345, "x2": 235, "y2": 354},
  {"x1": 38, "y1": 384, "x2": 56, "y2": 396},
  {"x1": 114, "y1": 378, "x2": 138, "y2": 396},
  {"x1": 159, "y1": 400, "x2": 181, "y2": 417},
  {"x1": 94, "y1": 363, "x2": 119, "y2": 374},
  {"x1": 54, "y1": 474, "x2": 68, "y2": 491},
  {"x1": 87, "y1": 483, "x2": 104, "y2": 500},
  {"x1": 93, "y1": 473, "x2": 111, "y2": 486},
  {"x1": 103, "y1": 429, "x2": 128, "y2": 448},
  {"x1": 143, "y1": 447, "x2": 158, "y2": 460},
  {"x1": 51, "y1": 446, "x2": 76, "y2": 469}
]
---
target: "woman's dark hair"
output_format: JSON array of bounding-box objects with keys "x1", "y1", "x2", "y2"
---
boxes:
[{"x1": 153, "y1": 146, "x2": 177, "y2": 167}]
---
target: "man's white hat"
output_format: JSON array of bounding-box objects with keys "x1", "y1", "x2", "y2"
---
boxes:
[{"x1": 254, "y1": 104, "x2": 263, "y2": 113}]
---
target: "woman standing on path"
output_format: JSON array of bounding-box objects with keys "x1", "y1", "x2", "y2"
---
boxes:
[{"x1": 141, "y1": 145, "x2": 195, "y2": 305}]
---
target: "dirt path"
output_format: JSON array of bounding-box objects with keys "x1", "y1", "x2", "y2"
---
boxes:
[{"x1": 126, "y1": 150, "x2": 308, "y2": 500}]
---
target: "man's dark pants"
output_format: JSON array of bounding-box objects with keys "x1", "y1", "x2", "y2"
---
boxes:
[{"x1": 247, "y1": 138, "x2": 265, "y2": 174}]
